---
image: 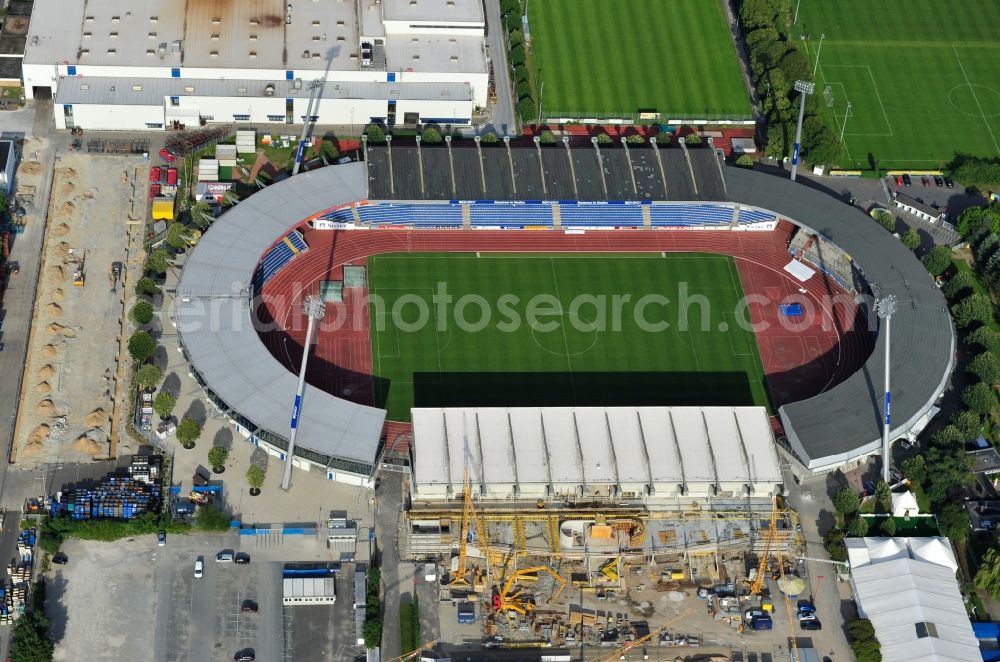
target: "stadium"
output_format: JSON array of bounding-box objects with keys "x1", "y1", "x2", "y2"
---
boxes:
[{"x1": 174, "y1": 140, "x2": 954, "y2": 488}]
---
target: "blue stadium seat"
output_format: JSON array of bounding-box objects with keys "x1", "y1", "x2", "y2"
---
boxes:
[
  {"x1": 739, "y1": 209, "x2": 776, "y2": 224},
  {"x1": 559, "y1": 204, "x2": 643, "y2": 228},
  {"x1": 357, "y1": 203, "x2": 463, "y2": 227},
  {"x1": 251, "y1": 231, "x2": 310, "y2": 292},
  {"x1": 649, "y1": 204, "x2": 734, "y2": 227},
  {"x1": 319, "y1": 207, "x2": 356, "y2": 223},
  {"x1": 469, "y1": 204, "x2": 554, "y2": 227}
]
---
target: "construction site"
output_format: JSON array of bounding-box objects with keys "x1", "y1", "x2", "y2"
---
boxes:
[
  {"x1": 11, "y1": 152, "x2": 146, "y2": 466},
  {"x1": 400, "y1": 406, "x2": 820, "y2": 661}
]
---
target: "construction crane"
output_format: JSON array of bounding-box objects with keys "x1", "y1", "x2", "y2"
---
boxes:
[
  {"x1": 382, "y1": 638, "x2": 440, "y2": 662},
  {"x1": 449, "y1": 463, "x2": 476, "y2": 588},
  {"x1": 492, "y1": 565, "x2": 566, "y2": 615},
  {"x1": 593, "y1": 608, "x2": 697, "y2": 662},
  {"x1": 749, "y1": 495, "x2": 781, "y2": 596}
]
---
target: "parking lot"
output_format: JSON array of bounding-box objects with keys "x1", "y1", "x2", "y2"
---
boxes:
[{"x1": 46, "y1": 533, "x2": 365, "y2": 662}]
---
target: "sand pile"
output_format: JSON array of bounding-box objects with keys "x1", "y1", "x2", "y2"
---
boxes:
[
  {"x1": 52, "y1": 288, "x2": 64, "y2": 301},
  {"x1": 71, "y1": 430, "x2": 105, "y2": 456},
  {"x1": 41, "y1": 344, "x2": 61, "y2": 358},
  {"x1": 59, "y1": 167, "x2": 77, "y2": 179},
  {"x1": 45, "y1": 303, "x2": 62, "y2": 317},
  {"x1": 33, "y1": 382, "x2": 51, "y2": 394},
  {"x1": 55, "y1": 223, "x2": 71, "y2": 236},
  {"x1": 60, "y1": 181, "x2": 75, "y2": 196},
  {"x1": 19, "y1": 161, "x2": 42, "y2": 176},
  {"x1": 45, "y1": 323, "x2": 76, "y2": 337},
  {"x1": 37, "y1": 364, "x2": 55, "y2": 380},
  {"x1": 35, "y1": 399, "x2": 55, "y2": 416},
  {"x1": 84, "y1": 408, "x2": 106, "y2": 428},
  {"x1": 47, "y1": 266, "x2": 64, "y2": 283},
  {"x1": 26, "y1": 424, "x2": 50, "y2": 446},
  {"x1": 54, "y1": 201, "x2": 75, "y2": 222}
]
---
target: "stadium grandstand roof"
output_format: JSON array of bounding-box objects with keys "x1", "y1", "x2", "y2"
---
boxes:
[
  {"x1": 174, "y1": 163, "x2": 385, "y2": 472},
  {"x1": 409, "y1": 406, "x2": 783, "y2": 500},
  {"x1": 724, "y1": 168, "x2": 954, "y2": 470}
]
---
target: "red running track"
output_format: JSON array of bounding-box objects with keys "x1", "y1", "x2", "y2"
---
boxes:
[{"x1": 258, "y1": 226, "x2": 875, "y2": 446}]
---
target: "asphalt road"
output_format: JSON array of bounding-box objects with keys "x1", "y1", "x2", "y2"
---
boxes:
[
  {"x1": 375, "y1": 472, "x2": 405, "y2": 658},
  {"x1": 483, "y1": 0, "x2": 517, "y2": 136}
]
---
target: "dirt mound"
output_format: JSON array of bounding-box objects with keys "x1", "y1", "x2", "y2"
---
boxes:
[
  {"x1": 37, "y1": 364, "x2": 55, "y2": 379},
  {"x1": 52, "y1": 288, "x2": 64, "y2": 301},
  {"x1": 59, "y1": 167, "x2": 77, "y2": 179},
  {"x1": 45, "y1": 323, "x2": 76, "y2": 337},
  {"x1": 26, "y1": 424, "x2": 50, "y2": 446},
  {"x1": 84, "y1": 408, "x2": 107, "y2": 428},
  {"x1": 71, "y1": 434, "x2": 104, "y2": 456},
  {"x1": 45, "y1": 303, "x2": 63, "y2": 317},
  {"x1": 41, "y1": 344, "x2": 61, "y2": 358},
  {"x1": 35, "y1": 399, "x2": 55, "y2": 416},
  {"x1": 20, "y1": 161, "x2": 42, "y2": 176},
  {"x1": 47, "y1": 265, "x2": 64, "y2": 282},
  {"x1": 54, "y1": 243, "x2": 70, "y2": 258},
  {"x1": 33, "y1": 382, "x2": 51, "y2": 394},
  {"x1": 60, "y1": 181, "x2": 75, "y2": 196},
  {"x1": 55, "y1": 222, "x2": 71, "y2": 236}
]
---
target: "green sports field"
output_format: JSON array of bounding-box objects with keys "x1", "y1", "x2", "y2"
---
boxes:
[
  {"x1": 368, "y1": 253, "x2": 768, "y2": 422},
  {"x1": 798, "y1": 0, "x2": 1000, "y2": 168},
  {"x1": 526, "y1": 0, "x2": 750, "y2": 120}
]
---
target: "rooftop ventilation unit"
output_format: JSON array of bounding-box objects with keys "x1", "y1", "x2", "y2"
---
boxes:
[{"x1": 264, "y1": 84, "x2": 275, "y2": 96}]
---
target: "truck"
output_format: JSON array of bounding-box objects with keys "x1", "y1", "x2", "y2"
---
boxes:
[{"x1": 744, "y1": 609, "x2": 773, "y2": 631}]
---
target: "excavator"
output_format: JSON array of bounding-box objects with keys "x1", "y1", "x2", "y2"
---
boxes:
[
  {"x1": 490, "y1": 565, "x2": 566, "y2": 616},
  {"x1": 72, "y1": 250, "x2": 86, "y2": 287}
]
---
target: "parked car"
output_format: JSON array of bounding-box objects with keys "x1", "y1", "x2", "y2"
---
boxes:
[
  {"x1": 234, "y1": 650, "x2": 255, "y2": 662},
  {"x1": 894, "y1": 175, "x2": 904, "y2": 186},
  {"x1": 52, "y1": 552, "x2": 68, "y2": 565},
  {"x1": 934, "y1": 176, "x2": 945, "y2": 186},
  {"x1": 194, "y1": 558, "x2": 204, "y2": 578},
  {"x1": 157, "y1": 531, "x2": 166, "y2": 547},
  {"x1": 216, "y1": 550, "x2": 235, "y2": 563},
  {"x1": 944, "y1": 177, "x2": 955, "y2": 188},
  {"x1": 159, "y1": 147, "x2": 177, "y2": 162},
  {"x1": 800, "y1": 614, "x2": 823, "y2": 630},
  {"x1": 796, "y1": 599, "x2": 816, "y2": 615},
  {"x1": 902, "y1": 174, "x2": 912, "y2": 186},
  {"x1": 235, "y1": 552, "x2": 251, "y2": 565},
  {"x1": 241, "y1": 600, "x2": 258, "y2": 613}
]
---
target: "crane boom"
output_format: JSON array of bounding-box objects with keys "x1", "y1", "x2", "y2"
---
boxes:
[
  {"x1": 592, "y1": 608, "x2": 697, "y2": 662},
  {"x1": 750, "y1": 495, "x2": 780, "y2": 596}
]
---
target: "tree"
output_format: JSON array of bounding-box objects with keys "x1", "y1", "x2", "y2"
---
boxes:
[
  {"x1": 508, "y1": 44, "x2": 525, "y2": 68},
  {"x1": 246, "y1": 464, "x2": 266, "y2": 491},
  {"x1": 144, "y1": 249, "x2": 170, "y2": 275},
  {"x1": 207, "y1": 446, "x2": 229, "y2": 470},
  {"x1": 366, "y1": 124, "x2": 386, "y2": 143},
  {"x1": 130, "y1": 301, "x2": 154, "y2": 325},
  {"x1": 937, "y1": 502, "x2": 970, "y2": 542},
  {"x1": 135, "y1": 364, "x2": 163, "y2": 391},
  {"x1": 153, "y1": 391, "x2": 176, "y2": 420},
  {"x1": 220, "y1": 189, "x2": 240, "y2": 208},
  {"x1": 127, "y1": 331, "x2": 156, "y2": 362},
  {"x1": 195, "y1": 505, "x2": 230, "y2": 532},
  {"x1": 176, "y1": 417, "x2": 202, "y2": 448},
  {"x1": 879, "y1": 517, "x2": 896, "y2": 536},
  {"x1": 921, "y1": 245, "x2": 952, "y2": 276},
  {"x1": 596, "y1": 133, "x2": 613, "y2": 145},
  {"x1": 848, "y1": 515, "x2": 869, "y2": 537},
  {"x1": 189, "y1": 200, "x2": 215, "y2": 228},
  {"x1": 874, "y1": 480, "x2": 892, "y2": 513},
  {"x1": 539, "y1": 130, "x2": 556, "y2": 144},
  {"x1": 9, "y1": 606, "x2": 54, "y2": 662},
  {"x1": 944, "y1": 270, "x2": 977, "y2": 299},
  {"x1": 956, "y1": 205, "x2": 1000, "y2": 239},
  {"x1": 870, "y1": 208, "x2": 895, "y2": 232},
  {"x1": 683, "y1": 133, "x2": 702, "y2": 145},
  {"x1": 735, "y1": 154, "x2": 754, "y2": 168},
  {"x1": 976, "y1": 548, "x2": 1000, "y2": 598},
  {"x1": 848, "y1": 618, "x2": 882, "y2": 662},
  {"x1": 166, "y1": 221, "x2": 189, "y2": 251},
  {"x1": 764, "y1": 123, "x2": 786, "y2": 159},
  {"x1": 901, "y1": 455, "x2": 926, "y2": 483},
  {"x1": 135, "y1": 277, "x2": 161, "y2": 297},
  {"x1": 931, "y1": 424, "x2": 966, "y2": 447},
  {"x1": 952, "y1": 293, "x2": 995, "y2": 328},
  {"x1": 517, "y1": 97, "x2": 535, "y2": 122},
  {"x1": 900, "y1": 227, "x2": 921, "y2": 250},
  {"x1": 964, "y1": 381, "x2": 997, "y2": 414},
  {"x1": 968, "y1": 326, "x2": 1000, "y2": 354},
  {"x1": 925, "y1": 445, "x2": 975, "y2": 504},
  {"x1": 626, "y1": 133, "x2": 645, "y2": 145},
  {"x1": 801, "y1": 114, "x2": 842, "y2": 165},
  {"x1": 480, "y1": 132, "x2": 500, "y2": 144},
  {"x1": 833, "y1": 486, "x2": 860, "y2": 515},
  {"x1": 421, "y1": 127, "x2": 442, "y2": 144},
  {"x1": 969, "y1": 351, "x2": 1000, "y2": 384},
  {"x1": 363, "y1": 618, "x2": 383, "y2": 649},
  {"x1": 953, "y1": 410, "x2": 983, "y2": 439}
]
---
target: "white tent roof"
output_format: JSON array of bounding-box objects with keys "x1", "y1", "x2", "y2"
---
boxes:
[
  {"x1": 891, "y1": 490, "x2": 919, "y2": 515},
  {"x1": 852, "y1": 558, "x2": 978, "y2": 661},
  {"x1": 411, "y1": 406, "x2": 782, "y2": 497},
  {"x1": 846, "y1": 536, "x2": 958, "y2": 572},
  {"x1": 784, "y1": 259, "x2": 815, "y2": 282}
]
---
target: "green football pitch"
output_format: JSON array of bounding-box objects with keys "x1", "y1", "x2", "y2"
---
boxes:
[
  {"x1": 798, "y1": 0, "x2": 1000, "y2": 168},
  {"x1": 368, "y1": 253, "x2": 768, "y2": 422},
  {"x1": 526, "y1": 0, "x2": 751, "y2": 120}
]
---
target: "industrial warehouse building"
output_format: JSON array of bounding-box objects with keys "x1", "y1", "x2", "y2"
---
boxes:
[
  {"x1": 21, "y1": 0, "x2": 486, "y2": 130},
  {"x1": 409, "y1": 406, "x2": 784, "y2": 503}
]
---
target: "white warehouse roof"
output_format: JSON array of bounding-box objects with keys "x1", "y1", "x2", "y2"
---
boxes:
[{"x1": 411, "y1": 406, "x2": 783, "y2": 500}]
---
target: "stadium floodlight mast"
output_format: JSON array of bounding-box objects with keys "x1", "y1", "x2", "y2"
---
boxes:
[
  {"x1": 292, "y1": 78, "x2": 327, "y2": 176},
  {"x1": 790, "y1": 80, "x2": 815, "y2": 182},
  {"x1": 281, "y1": 295, "x2": 327, "y2": 490},
  {"x1": 876, "y1": 294, "x2": 897, "y2": 485}
]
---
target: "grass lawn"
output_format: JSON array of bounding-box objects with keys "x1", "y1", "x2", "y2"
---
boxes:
[
  {"x1": 526, "y1": 0, "x2": 750, "y2": 120},
  {"x1": 368, "y1": 253, "x2": 768, "y2": 421},
  {"x1": 798, "y1": 0, "x2": 1000, "y2": 168}
]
